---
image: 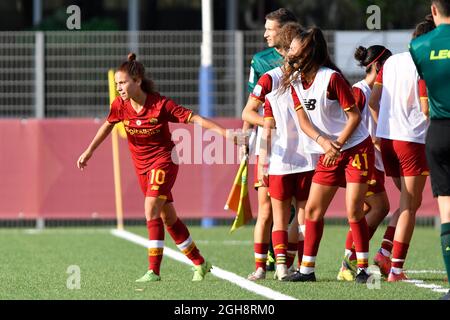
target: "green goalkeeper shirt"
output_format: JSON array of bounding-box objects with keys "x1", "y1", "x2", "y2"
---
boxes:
[
  {"x1": 247, "y1": 47, "x2": 283, "y2": 93},
  {"x1": 410, "y1": 24, "x2": 450, "y2": 119}
]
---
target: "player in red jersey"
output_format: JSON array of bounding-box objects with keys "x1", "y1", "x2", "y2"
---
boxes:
[
  {"x1": 368, "y1": 20, "x2": 435, "y2": 282},
  {"x1": 242, "y1": 9, "x2": 299, "y2": 278},
  {"x1": 77, "y1": 53, "x2": 237, "y2": 282},
  {"x1": 242, "y1": 20, "x2": 304, "y2": 281},
  {"x1": 337, "y1": 45, "x2": 394, "y2": 281},
  {"x1": 281, "y1": 28, "x2": 374, "y2": 284}
]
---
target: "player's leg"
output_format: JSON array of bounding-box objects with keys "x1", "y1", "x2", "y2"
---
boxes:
[
  {"x1": 338, "y1": 184, "x2": 389, "y2": 281},
  {"x1": 135, "y1": 196, "x2": 166, "y2": 282},
  {"x1": 438, "y1": 196, "x2": 450, "y2": 299},
  {"x1": 388, "y1": 175, "x2": 427, "y2": 281},
  {"x1": 248, "y1": 185, "x2": 272, "y2": 280},
  {"x1": 346, "y1": 182, "x2": 371, "y2": 283},
  {"x1": 426, "y1": 122, "x2": 450, "y2": 298},
  {"x1": 287, "y1": 208, "x2": 299, "y2": 271},
  {"x1": 292, "y1": 182, "x2": 338, "y2": 282},
  {"x1": 271, "y1": 196, "x2": 293, "y2": 280},
  {"x1": 374, "y1": 177, "x2": 401, "y2": 276},
  {"x1": 162, "y1": 202, "x2": 211, "y2": 281}
]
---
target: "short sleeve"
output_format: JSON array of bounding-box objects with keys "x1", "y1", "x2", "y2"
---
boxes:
[
  {"x1": 327, "y1": 73, "x2": 356, "y2": 111},
  {"x1": 263, "y1": 97, "x2": 274, "y2": 119},
  {"x1": 375, "y1": 67, "x2": 384, "y2": 86},
  {"x1": 247, "y1": 58, "x2": 259, "y2": 93},
  {"x1": 107, "y1": 97, "x2": 123, "y2": 124},
  {"x1": 250, "y1": 74, "x2": 273, "y2": 103},
  {"x1": 352, "y1": 86, "x2": 367, "y2": 112},
  {"x1": 291, "y1": 86, "x2": 302, "y2": 109},
  {"x1": 164, "y1": 98, "x2": 193, "y2": 123},
  {"x1": 419, "y1": 79, "x2": 428, "y2": 99}
]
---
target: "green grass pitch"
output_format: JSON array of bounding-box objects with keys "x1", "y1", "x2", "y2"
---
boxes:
[{"x1": 0, "y1": 224, "x2": 447, "y2": 300}]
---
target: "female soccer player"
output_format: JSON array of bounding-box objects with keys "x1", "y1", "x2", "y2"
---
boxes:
[
  {"x1": 337, "y1": 45, "x2": 394, "y2": 281},
  {"x1": 258, "y1": 69, "x2": 321, "y2": 280},
  {"x1": 77, "y1": 53, "x2": 237, "y2": 282},
  {"x1": 242, "y1": 22, "x2": 305, "y2": 281},
  {"x1": 369, "y1": 20, "x2": 435, "y2": 282},
  {"x1": 282, "y1": 27, "x2": 374, "y2": 283}
]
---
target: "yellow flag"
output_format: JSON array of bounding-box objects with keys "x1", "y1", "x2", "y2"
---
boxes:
[
  {"x1": 225, "y1": 155, "x2": 253, "y2": 233},
  {"x1": 108, "y1": 69, "x2": 127, "y2": 139}
]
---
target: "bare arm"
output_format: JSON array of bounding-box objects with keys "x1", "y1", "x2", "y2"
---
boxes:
[
  {"x1": 335, "y1": 106, "x2": 362, "y2": 148},
  {"x1": 368, "y1": 83, "x2": 382, "y2": 125},
  {"x1": 295, "y1": 106, "x2": 340, "y2": 166},
  {"x1": 242, "y1": 96, "x2": 264, "y2": 127},
  {"x1": 77, "y1": 121, "x2": 115, "y2": 170},
  {"x1": 258, "y1": 118, "x2": 274, "y2": 186},
  {"x1": 420, "y1": 98, "x2": 430, "y2": 119},
  {"x1": 189, "y1": 114, "x2": 227, "y2": 137}
]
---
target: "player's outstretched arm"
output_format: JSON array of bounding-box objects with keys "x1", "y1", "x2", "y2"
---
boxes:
[
  {"x1": 188, "y1": 114, "x2": 246, "y2": 145},
  {"x1": 77, "y1": 121, "x2": 115, "y2": 170}
]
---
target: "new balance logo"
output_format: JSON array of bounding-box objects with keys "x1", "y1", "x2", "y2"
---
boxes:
[{"x1": 303, "y1": 99, "x2": 317, "y2": 110}]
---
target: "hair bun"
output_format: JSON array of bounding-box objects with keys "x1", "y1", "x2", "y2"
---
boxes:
[
  {"x1": 354, "y1": 46, "x2": 368, "y2": 66},
  {"x1": 127, "y1": 52, "x2": 137, "y2": 62}
]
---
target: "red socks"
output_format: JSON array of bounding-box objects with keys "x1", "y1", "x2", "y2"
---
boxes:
[
  {"x1": 272, "y1": 230, "x2": 288, "y2": 265},
  {"x1": 349, "y1": 218, "x2": 370, "y2": 269},
  {"x1": 254, "y1": 243, "x2": 269, "y2": 270},
  {"x1": 166, "y1": 218, "x2": 204, "y2": 265},
  {"x1": 391, "y1": 240, "x2": 409, "y2": 274},
  {"x1": 146, "y1": 218, "x2": 165, "y2": 275}
]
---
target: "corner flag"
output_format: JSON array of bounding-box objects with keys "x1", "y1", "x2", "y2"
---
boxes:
[{"x1": 225, "y1": 154, "x2": 253, "y2": 233}]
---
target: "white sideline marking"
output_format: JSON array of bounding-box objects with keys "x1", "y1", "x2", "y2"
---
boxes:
[
  {"x1": 398, "y1": 270, "x2": 448, "y2": 294},
  {"x1": 405, "y1": 270, "x2": 446, "y2": 274},
  {"x1": 111, "y1": 229, "x2": 296, "y2": 300},
  {"x1": 404, "y1": 279, "x2": 449, "y2": 294}
]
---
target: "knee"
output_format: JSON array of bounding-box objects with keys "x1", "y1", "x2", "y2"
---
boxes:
[
  {"x1": 305, "y1": 206, "x2": 321, "y2": 221},
  {"x1": 413, "y1": 196, "x2": 423, "y2": 212},
  {"x1": 161, "y1": 214, "x2": 177, "y2": 226}
]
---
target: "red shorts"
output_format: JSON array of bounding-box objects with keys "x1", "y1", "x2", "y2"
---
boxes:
[
  {"x1": 137, "y1": 161, "x2": 178, "y2": 202},
  {"x1": 380, "y1": 139, "x2": 429, "y2": 177},
  {"x1": 253, "y1": 155, "x2": 269, "y2": 189},
  {"x1": 313, "y1": 137, "x2": 374, "y2": 187},
  {"x1": 367, "y1": 169, "x2": 386, "y2": 197},
  {"x1": 269, "y1": 170, "x2": 314, "y2": 201}
]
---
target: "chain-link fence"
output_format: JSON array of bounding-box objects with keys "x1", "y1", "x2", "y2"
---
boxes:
[{"x1": 0, "y1": 30, "x2": 394, "y2": 119}]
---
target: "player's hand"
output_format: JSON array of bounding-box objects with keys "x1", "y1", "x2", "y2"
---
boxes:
[
  {"x1": 238, "y1": 144, "x2": 249, "y2": 161},
  {"x1": 320, "y1": 139, "x2": 341, "y2": 167},
  {"x1": 226, "y1": 130, "x2": 249, "y2": 146},
  {"x1": 77, "y1": 150, "x2": 93, "y2": 170},
  {"x1": 373, "y1": 137, "x2": 381, "y2": 152},
  {"x1": 257, "y1": 162, "x2": 268, "y2": 187}
]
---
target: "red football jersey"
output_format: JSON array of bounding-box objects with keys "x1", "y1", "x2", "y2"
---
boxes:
[{"x1": 107, "y1": 93, "x2": 193, "y2": 174}]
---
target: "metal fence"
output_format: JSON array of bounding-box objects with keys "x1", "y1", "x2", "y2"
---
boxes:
[{"x1": 0, "y1": 30, "x2": 350, "y2": 119}]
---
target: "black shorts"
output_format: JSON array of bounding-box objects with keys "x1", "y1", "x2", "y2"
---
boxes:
[{"x1": 426, "y1": 119, "x2": 450, "y2": 197}]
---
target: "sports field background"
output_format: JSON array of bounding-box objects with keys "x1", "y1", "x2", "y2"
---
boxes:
[{"x1": 0, "y1": 224, "x2": 446, "y2": 300}]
